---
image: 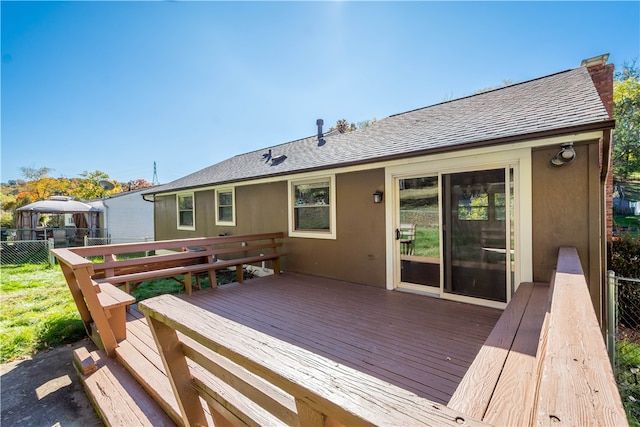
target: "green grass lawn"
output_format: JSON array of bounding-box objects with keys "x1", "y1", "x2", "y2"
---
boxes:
[
  {"x1": 614, "y1": 214, "x2": 640, "y2": 239},
  {"x1": 0, "y1": 263, "x2": 248, "y2": 363},
  {"x1": 413, "y1": 228, "x2": 440, "y2": 258},
  {"x1": 618, "y1": 179, "x2": 640, "y2": 201},
  {"x1": 0, "y1": 264, "x2": 86, "y2": 363},
  {"x1": 617, "y1": 340, "x2": 640, "y2": 426},
  {"x1": 615, "y1": 214, "x2": 640, "y2": 228}
]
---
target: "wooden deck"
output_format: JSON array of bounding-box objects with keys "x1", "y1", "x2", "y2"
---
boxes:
[{"x1": 116, "y1": 272, "x2": 501, "y2": 423}]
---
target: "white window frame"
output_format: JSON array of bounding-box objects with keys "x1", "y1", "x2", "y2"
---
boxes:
[
  {"x1": 288, "y1": 175, "x2": 336, "y2": 239},
  {"x1": 215, "y1": 187, "x2": 236, "y2": 226},
  {"x1": 176, "y1": 192, "x2": 196, "y2": 231}
]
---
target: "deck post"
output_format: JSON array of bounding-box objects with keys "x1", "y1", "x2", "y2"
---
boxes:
[
  {"x1": 48, "y1": 239, "x2": 55, "y2": 266},
  {"x1": 295, "y1": 398, "x2": 324, "y2": 427},
  {"x1": 75, "y1": 267, "x2": 119, "y2": 356},
  {"x1": 146, "y1": 316, "x2": 208, "y2": 426},
  {"x1": 59, "y1": 262, "x2": 93, "y2": 329}
]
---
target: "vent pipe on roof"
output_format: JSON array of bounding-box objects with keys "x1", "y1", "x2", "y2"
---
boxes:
[{"x1": 316, "y1": 119, "x2": 326, "y2": 146}]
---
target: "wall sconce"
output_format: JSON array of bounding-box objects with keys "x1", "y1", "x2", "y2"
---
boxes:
[
  {"x1": 373, "y1": 190, "x2": 383, "y2": 204},
  {"x1": 550, "y1": 143, "x2": 576, "y2": 166}
]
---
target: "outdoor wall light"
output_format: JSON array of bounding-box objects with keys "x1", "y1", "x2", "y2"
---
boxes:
[
  {"x1": 373, "y1": 190, "x2": 384, "y2": 204},
  {"x1": 550, "y1": 143, "x2": 576, "y2": 166}
]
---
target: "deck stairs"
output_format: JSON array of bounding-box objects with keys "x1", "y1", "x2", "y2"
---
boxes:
[{"x1": 73, "y1": 345, "x2": 176, "y2": 427}]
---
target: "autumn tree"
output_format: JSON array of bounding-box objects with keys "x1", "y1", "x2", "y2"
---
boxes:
[
  {"x1": 120, "y1": 178, "x2": 154, "y2": 191},
  {"x1": 70, "y1": 170, "x2": 121, "y2": 201},
  {"x1": 19, "y1": 166, "x2": 58, "y2": 202},
  {"x1": 613, "y1": 61, "x2": 640, "y2": 180},
  {"x1": 334, "y1": 118, "x2": 377, "y2": 134},
  {"x1": 0, "y1": 192, "x2": 17, "y2": 227}
]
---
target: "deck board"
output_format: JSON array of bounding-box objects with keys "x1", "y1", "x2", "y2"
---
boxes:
[{"x1": 122, "y1": 272, "x2": 501, "y2": 415}]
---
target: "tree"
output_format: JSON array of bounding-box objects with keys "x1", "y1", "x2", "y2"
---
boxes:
[
  {"x1": 70, "y1": 170, "x2": 121, "y2": 200},
  {"x1": 613, "y1": 61, "x2": 640, "y2": 180},
  {"x1": 334, "y1": 117, "x2": 377, "y2": 134},
  {"x1": 19, "y1": 166, "x2": 57, "y2": 201},
  {"x1": 121, "y1": 178, "x2": 154, "y2": 191},
  {"x1": 336, "y1": 119, "x2": 349, "y2": 134},
  {"x1": 0, "y1": 192, "x2": 17, "y2": 227},
  {"x1": 20, "y1": 166, "x2": 52, "y2": 181},
  {"x1": 472, "y1": 79, "x2": 515, "y2": 95}
]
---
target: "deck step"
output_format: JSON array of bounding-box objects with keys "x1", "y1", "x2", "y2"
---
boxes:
[
  {"x1": 115, "y1": 339, "x2": 184, "y2": 425},
  {"x1": 75, "y1": 346, "x2": 176, "y2": 427}
]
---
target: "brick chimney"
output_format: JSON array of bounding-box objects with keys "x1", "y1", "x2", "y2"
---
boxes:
[
  {"x1": 582, "y1": 54, "x2": 615, "y2": 241},
  {"x1": 582, "y1": 53, "x2": 614, "y2": 118}
]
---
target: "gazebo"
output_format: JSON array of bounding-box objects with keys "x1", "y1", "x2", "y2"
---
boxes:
[{"x1": 16, "y1": 196, "x2": 102, "y2": 244}]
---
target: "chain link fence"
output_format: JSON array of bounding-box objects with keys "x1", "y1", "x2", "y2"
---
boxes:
[
  {"x1": 0, "y1": 236, "x2": 155, "y2": 266},
  {"x1": 608, "y1": 272, "x2": 640, "y2": 423},
  {"x1": 0, "y1": 240, "x2": 52, "y2": 265}
]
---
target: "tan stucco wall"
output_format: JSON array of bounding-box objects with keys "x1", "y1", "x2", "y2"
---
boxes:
[
  {"x1": 284, "y1": 168, "x2": 386, "y2": 287},
  {"x1": 154, "y1": 169, "x2": 386, "y2": 287},
  {"x1": 531, "y1": 141, "x2": 602, "y2": 318},
  {"x1": 154, "y1": 183, "x2": 289, "y2": 238}
]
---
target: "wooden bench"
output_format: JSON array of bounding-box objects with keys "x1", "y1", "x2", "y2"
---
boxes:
[
  {"x1": 448, "y1": 247, "x2": 627, "y2": 426},
  {"x1": 53, "y1": 248, "x2": 135, "y2": 357},
  {"x1": 72, "y1": 232, "x2": 284, "y2": 295},
  {"x1": 139, "y1": 294, "x2": 485, "y2": 427},
  {"x1": 52, "y1": 233, "x2": 285, "y2": 357}
]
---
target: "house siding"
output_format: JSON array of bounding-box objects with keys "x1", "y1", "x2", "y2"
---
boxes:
[
  {"x1": 154, "y1": 170, "x2": 386, "y2": 286},
  {"x1": 88, "y1": 192, "x2": 155, "y2": 243},
  {"x1": 285, "y1": 168, "x2": 386, "y2": 287},
  {"x1": 531, "y1": 140, "x2": 602, "y2": 315}
]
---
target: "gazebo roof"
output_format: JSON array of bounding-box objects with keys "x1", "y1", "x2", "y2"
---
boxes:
[{"x1": 17, "y1": 196, "x2": 101, "y2": 214}]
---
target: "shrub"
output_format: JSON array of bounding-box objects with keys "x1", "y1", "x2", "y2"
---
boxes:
[{"x1": 609, "y1": 234, "x2": 640, "y2": 329}]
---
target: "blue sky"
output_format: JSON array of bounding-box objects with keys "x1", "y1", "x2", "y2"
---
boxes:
[{"x1": 2, "y1": 1, "x2": 639, "y2": 184}]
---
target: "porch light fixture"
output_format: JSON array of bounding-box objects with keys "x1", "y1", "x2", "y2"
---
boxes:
[
  {"x1": 373, "y1": 190, "x2": 383, "y2": 204},
  {"x1": 550, "y1": 143, "x2": 576, "y2": 167}
]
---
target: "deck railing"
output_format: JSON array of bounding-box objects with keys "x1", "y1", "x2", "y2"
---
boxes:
[
  {"x1": 450, "y1": 247, "x2": 627, "y2": 426},
  {"x1": 139, "y1": 295, "x2": 483, "y2": 426},
  {"x1": 55, "y1": 240, "x2": 627, "y2": 426},
  {"x1": 534, "y1": 247, "x2": 626, "y2": 426},
  {"x1": 52, "y1": 233, "x2": 284, "y2": 357}
]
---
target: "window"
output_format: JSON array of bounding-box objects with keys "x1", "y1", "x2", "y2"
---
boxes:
[
  {"x1": 215, "y1": 188, "x2": 235, "y2": 226},
  {"x1": 289, "y1": 176, "x2": 336, "y2": 239},
  {"x1": 177, "y1": 193, "x2": 195, "y2": 230}
]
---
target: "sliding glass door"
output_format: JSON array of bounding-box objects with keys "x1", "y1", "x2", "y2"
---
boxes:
[
  {"x1": 394, "y1": 166, "x2": 515, "y2": 306},
  {"x1": 397, "y1": 176, "x2": 440, "y2": 291},
  {"x1": 443, "y1": 168, "x2": 513, "y2": 303}
]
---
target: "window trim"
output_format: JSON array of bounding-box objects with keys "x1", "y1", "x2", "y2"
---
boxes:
[
  {"x1": 215, "y1": 187, "x2": 236, "y2": 226},
  {"x1": 288, "y1": 175, "x2": 336, "y2": 239},
  {"x1": 176, "y1": 192, "x2": 196, "y2": 231}
]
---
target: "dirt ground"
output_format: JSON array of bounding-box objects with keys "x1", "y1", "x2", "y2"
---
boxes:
[{"x1": 1, "y1": 339, "x2": 103, "y2": 427}]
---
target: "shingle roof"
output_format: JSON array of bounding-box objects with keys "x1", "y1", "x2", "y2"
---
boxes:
[{"x1": 149, "y1": 66, "x2": 611, "y2": 194}]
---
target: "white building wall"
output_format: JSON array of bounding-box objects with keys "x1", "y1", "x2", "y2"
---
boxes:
[{"x1": 88, "y1": 191, "x2": 154, "y2": 242}]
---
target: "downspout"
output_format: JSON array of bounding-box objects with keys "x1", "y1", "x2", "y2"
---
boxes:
[
  {"x1": 102, "y1": 198, "x2": 109, "y2": 241},
  {"x1": 600, "y1": 128, "x2": 613, "y2": 336},
  {"x1": 600, "y1": 128, "x2": 612, "y2": 182},
  {"x1": 141, "y1": 193, "x2": 156, "y2": 241}
]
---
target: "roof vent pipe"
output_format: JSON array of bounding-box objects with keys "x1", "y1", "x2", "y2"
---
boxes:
[{"x1": 316, "y1": 119, "x2": 326, "y2": 146}]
